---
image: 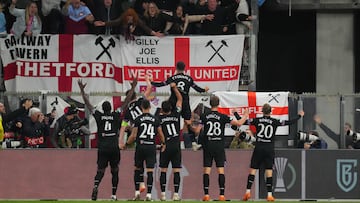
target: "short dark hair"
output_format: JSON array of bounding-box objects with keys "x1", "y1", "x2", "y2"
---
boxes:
[
  {"x1": 176, "y1": 61, "x2": 185, "y2": 71},
  {"x1": 161, "y1": 100, "x2": 172, "y2": 113},
  {"x1": 262, "y1": 103, "x2": 272, "y2": 114},
  {"x1": 141, "y1": 99, "x2": 151, "y2": 110},
  {"x1": 210, "y1": 95, "x2": 219, "y2": 107},
  {"x1": 102, "y1": 101, "x2": 112, "y2": 113}
]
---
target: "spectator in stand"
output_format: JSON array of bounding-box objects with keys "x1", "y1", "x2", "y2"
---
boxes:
[
  {"x1": 17, "y1": 107, "x2": 50, "y2": 148},
  {"x1": 0, "y1": 99, "x2": 33, "y2": 148},
  {"x1": 165, "y1": 4, "x2": 214, "y2": 35},
  {"x1": 153, "y1": 0, "x2": 179, "y2": 13},
  {"x1": 314, "y1": 115, "x2": 356, "y2": 149},
  {"x1": 92, "y1": 0, "x2": 122, "y2": 35},
  {"x1": 133, "y1": 0, "x2": 149, "y2": 17},
  {"x1": 0, "y1": 2, "x2": 7, "y2": 36},
  {"x1": 142, "y1": 2, "x2": 173, "y2": 35},
  {"x1": 62, "y1": 0, "x2": 94, "y2": 34},
  {"x1": 9, "y1": 0, "x2": 42, "y2": 38},
  {"x1": 234, "y1": 0, "x2": 252, "y2": 34},
  {"x1": 229, "y1": 130, "x2": 254, "y2": 149},
  {"x1": 39, "y1": 0, "x2": 66, "y2": 34},
  {"x1": 94, "y1": 8, "x2": 163, "y2": 40},
  {"x1": 198, "y1": 0, "x2": 228, "y2": 35}
]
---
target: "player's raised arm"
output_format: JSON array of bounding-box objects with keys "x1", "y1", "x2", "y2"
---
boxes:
[
  {"x1": 78, "y1": 79, "x2": 94, "y2": 113},
  {"x1": 230, "y1": 108, "x2": 249, "y2": 126},
  {"x1": 283, "y1": 110, "x2": 304, "y2": 125},
  {"x1": 120, "y1": 77, "x2": 138, "y2": 111},
  {"x1": 144, "y1": 75, "x2": 154, "y2": 100},
  {"x1": 191, "y1": 81, "x2": 209, "y2": 93}
]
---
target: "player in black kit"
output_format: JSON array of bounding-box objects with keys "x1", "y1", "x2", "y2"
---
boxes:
[
  {"x1": 119, "y1": 76, "x2": 153, "y2": 195},
  {"x1": 126, "y1": 99, "x2": 166, "y2": 201},
  {"x1": 78, "y1": 79, "x2": 137, "y2": 201},
  {"x1": 151, "y1": 61, "x2": 209, "y2": 150},
  {"x1": 195, "y1": 95, "x2": 249, "y2": 201},
  {"x1": 242, "y1": 103, "x2": 304, "y2": 202},
  {"x1": 158, "y1": 82, "x2": 183, "y2": 201}
]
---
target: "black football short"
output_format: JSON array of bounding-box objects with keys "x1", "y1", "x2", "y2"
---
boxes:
[
  {"x1": 203, "y1": 146, "x2": 225, "y2": 167},
  {"x1": 134, "y1": 144, "x2": 157, "y2": 169},
  {"x1": 97, "y1": 149, "x2": 120, "y2": 169},
  {"x1": 159, "y1": 142, "x2": 182, "y2": 168},
  {"x1": 250, "y1": 146, "x2": 274, "y2": 169}
]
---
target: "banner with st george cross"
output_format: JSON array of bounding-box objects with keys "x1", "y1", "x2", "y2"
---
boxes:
[{"x1": 0, "y1": 34, "x2": 123, "y2": 93}]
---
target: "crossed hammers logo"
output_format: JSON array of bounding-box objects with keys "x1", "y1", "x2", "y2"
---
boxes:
[
  {"x1": 95, "y1": 36, "x2": 116, "y2": 60},
  {"x1": 268, "y1": 93, "x2": 280, "y2": 103},
  {"x1": 205, "y1": 40, "x2": 228, "y2": 63}
]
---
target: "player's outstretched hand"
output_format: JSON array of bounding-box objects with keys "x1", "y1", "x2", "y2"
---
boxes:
[
  {"x1": 131, "y1": 77, "x2": 138, "y2": 88},
  {"x1": 204, "y1": 86, "x2": 209, "y2": 92},
  {"x1": 298, "y1": 110, "x2": 305, "y2": 117},
  {"x1": 77, "y1": 79, "x2": 87, "y2": 90}
]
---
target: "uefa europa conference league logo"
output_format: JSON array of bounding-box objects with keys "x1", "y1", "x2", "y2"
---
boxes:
[
  {"x1": 337, "y1": 159, "x2": 357, "y2": 192},
  {"x1": 274, "y1": 157, "x2": 296, "y2": 192}
]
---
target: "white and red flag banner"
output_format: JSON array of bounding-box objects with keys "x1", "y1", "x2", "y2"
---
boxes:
[
  {"x1": 213, "y1": 91, "x2": 290, "y2": 135},
  {"x1": 0, "y1": 34, "x2": 244, "y2": 94},
  {"x1": 0, "y1": 34, "x2": 123, "y2": 93},
  {"x1": 120, "y1": 34, "x2": 244, "y2": 92}
]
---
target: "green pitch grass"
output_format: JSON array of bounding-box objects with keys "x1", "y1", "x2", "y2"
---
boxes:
[{"x1": 0, "y1": 201, "x2": 351, "y2": 202}]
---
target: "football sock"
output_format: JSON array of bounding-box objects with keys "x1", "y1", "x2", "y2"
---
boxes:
[
  {"x1": 246, "y1": 174, "x2": 255, "y2": 190},
  {"x1": 134, "y1": 169, "x2": 141, "y2": 191},
  {"x1": 203, "y1": 174, "x2": 210, "y2": 195},
  {"x1": 111, "y1": 167, "x2": 119, "y2": 195},
  {"x1": 218, "y1": 173, "x2": 225, "y2": 195},
  {"x1": 266, "y1": 177, "x2": 273, "y2": 193},
  {"x1": 174, "y1": 172, "x2": 180, "y2": 193},
  {"x1": 140, "y1": 167, "x2": 144, "y2": 183},
  {"x1": 147, "y1": 171, "x2": 153, "y2": 194},
  {"x1": 160, "y1": 172, "x2": 166, "y2": 192},
  {"x1": 94, "y1": 169, "x2": 105, "y2": 188}
]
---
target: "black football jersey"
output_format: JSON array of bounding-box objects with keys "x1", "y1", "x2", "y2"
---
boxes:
[
  {"x1": 159, "y1": 110, "x2": 181, "y2": 143},
  {"x1": 200, "y1": 111, "x2": 232, "y2": 145},
  {"x1": 93, "y1": 110, "x2": 121, "y2": 150},
  {"x1": 133, "y1": 113, "x2": 160, "y2": 145},
  {"x1": 124, "y1": 97, "x2": 144, "y2": 124}
]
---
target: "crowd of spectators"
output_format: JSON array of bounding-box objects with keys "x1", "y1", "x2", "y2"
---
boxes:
[
  {"x1": 0, "y1": 99, "x2": 90, "y2": 149},
  {"x1": 0, "y1": 0, "x2": 253, "y2": 37}
]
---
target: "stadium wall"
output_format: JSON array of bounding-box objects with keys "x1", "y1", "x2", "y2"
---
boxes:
[{"x1": 0, "y1": 149, "x2": 359, "y2": 200}]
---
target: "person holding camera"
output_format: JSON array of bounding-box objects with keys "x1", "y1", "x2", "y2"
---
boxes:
[
  {"x1": 51, "y1": 104, "x2": 89, "y2": 148},
  {"x1": 229, "y1": 129, "x2": 255, "y2": 149},
  {"x1": 242, "y1": 103, "x2": 304, "y2": 202},
  {"x1": 297, "y1": 130, "x2": 328, "y2": 149}
]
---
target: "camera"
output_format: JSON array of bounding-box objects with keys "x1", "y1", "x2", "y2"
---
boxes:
[
  {"x1": 347, "y1": 130, "x2": 360, "y2": 142},
  {"x1": 239, "y1": 131, "x2": 256, "y2": 142},
  {"x1": 298, "y1": 131, "x2": 319, "y2": 142}
]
